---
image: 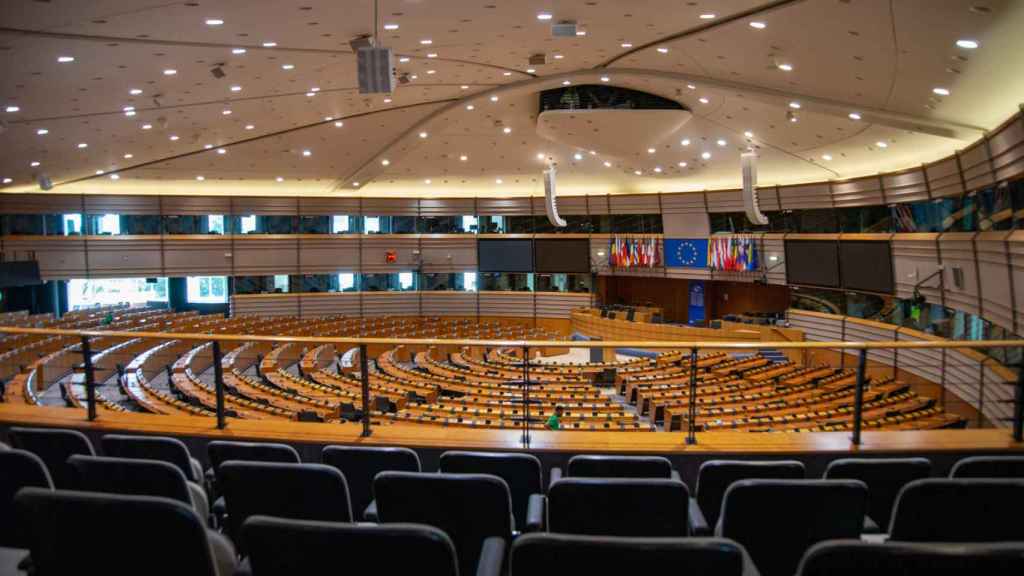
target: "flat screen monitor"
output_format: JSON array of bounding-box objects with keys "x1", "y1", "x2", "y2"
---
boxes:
[
  {"x1": 840, "y1": 241, "x2": 894, "y2": 294},
  {"x1": 477, "y1": 239, "x2": 534, "y2": 272},
  {"x1": 533, "y1": 239, "x2": 591, "y2": 273},
  {"x1": 784, "y1": 240, "x2": 840, "y2": 288}
]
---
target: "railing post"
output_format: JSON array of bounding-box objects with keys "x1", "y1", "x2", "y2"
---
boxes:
[
  {"x1": 978, "y1": 359, "x2": 986, "y2": 429},
  {"x1": 1013, "y1": 359, "x2": 1024, "y2": 442},
  {"x1": 851, "y1": 348, "x2": 868, "y2": 446},
  {"x1": 80, "y1": 336, "x2": 97, "y2": 422},
  {"x1": 686, "y1": 347, "x2": 698, "y2": 445},
  {"x1": 359, "y1": 343, "x2": 372, "y2": 437},
  {"x1": 211, "y1": 340, "x2": 227, "y2": 430},
  {"x1": 522, "y1": 345, "x2": 531, "y2": 448}
]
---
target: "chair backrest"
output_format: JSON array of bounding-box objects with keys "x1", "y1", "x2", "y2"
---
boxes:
[
  {"x1": 797, "y1": 540, "x2": 1024, "y2": 576},
  {"x1": 68, "y1": 455, "x2": 193, "y2": 505},
  {"x1": 374, "y1": 471, "x2": 513, "y2": 576},
  {"x1": 219, "y1": 461, "x2": 352, "y2": 553},
  {"x1": 718, "y1": 480, "x2": 867, "y2": 576},
  {"x1": 548, "y1": 478, "x2": 689, "y2": 537},
  {"x1": 15, "y1": 488, "x2": 221, "y2": 576},
  {"x1": 8, "y1": 426, "x2": 95, "y2": 489},
  {"x1": 567, "y1": 455, "x2": 673, "y2": 478},
  {"x1": 440, "y1": 450, "x2": 542, "y2": 532},
  {"x1": 206, "y1": 440, "x2": 299, "y2": 485},
  {"x1": 511, "y1": 533, "x2": 749, "y2": 575},
  {"x1": 321, "y1": 445, "x2": 420, "y2": 518},
  {"x1": 0, "y1": 449, "x2": 53, "y2": 548},
  {"x1": 243, "y1": 516, "x2": 459, "y2": 576},
  {"x1": 695, "y1": 459, "x2": 805, "y2": 529},
  {"x1": 823, "y1": 457, "x2": 931, "y2": 532},
  {"x1": 102, "y1": 434, "x2": 199, "y2": 482},
  {"x1": 889, "y1": 478, "x2": 1024, "y2": 543},
  {"x1": 950, "y1": 456, "x2": 1024, "y2": 479}
]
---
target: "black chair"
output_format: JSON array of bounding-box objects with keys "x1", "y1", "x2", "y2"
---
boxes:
[
  {"x1": 321, "y1": 445, "x2": 420, "y2": 521},
  {"x1": 219, "y1": 461, "x2": 352, "y2": 554},
  {"x1": 511, "y1": 533, "x2": 760, "y2": 576},
  {"x1": 889, "y1": 478, "x2": 1024, "y2": 543},
  {"x1": 206, "y1": 440, "x2": 300, "y2": 509},
  {"x1": 7, "y1": 426, "x2": 95, "y2": 489},
  {"x1": 797, "y1": 540, "x2": 1024, "y2": 576},
  {"x1": 691, "y1": 460, "x2": 805, "y2": 535},
  {"x1": 67, "y1": 455, "x2": 208, "y2": 519},
  {"x1": 374, "y1": 471, "x2": 514, "y2": 576},
  {"x1": 0, "y1": 449, "x2": 53, "y2": 548},
  {"x1": 242, "y1": 516, "x2": 504, "y2": 576},
  {"x1": 101, "y1": 434, "x2": 205, "y2": 484},
  {"x1": 548, "y1": 478, "x2": 689, "y2": 537},
  {"x1": 14, "y1": 488, "x2": 236, "y2": 576},
  {"x1": 551, "y1": 455, "x2": 679, "y2": 486},
  {"x1": 440, "y1": 451, "x2": 544, "y2": 532},
  {"x1": 717, "y1": 480, "x2": 867, "y2": 576},
  {"x1": 823, "y1": 457, "x2": 931, "y2": 533},
  {"x1": 950, "y1": 455, "x2": 1024, "y2": 479}
]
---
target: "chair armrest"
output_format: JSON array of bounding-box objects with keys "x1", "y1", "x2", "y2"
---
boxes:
[
  {"x1": 363, "y1": 499, "x2": 379, "y2": 522},
  {"x1": 525, "y1": 494, "x2": 546, "y2": 533},
  {"x1": 548, "y1": 467, "x2": 563, "y2": 490},
  {"x1": 688, "y1": 497, "x2": 710, "y2": 536},
  {"x1": 475, "y1": 537, "x2": 506, "y2": 576},
  {"x1": 670, "y1": 469, "x2": 682, "y2": 482}
]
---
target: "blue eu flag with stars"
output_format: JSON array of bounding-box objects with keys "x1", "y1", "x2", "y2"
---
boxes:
[{"x1": 665, "y1": 239, "x2": 708, "y2": 268}]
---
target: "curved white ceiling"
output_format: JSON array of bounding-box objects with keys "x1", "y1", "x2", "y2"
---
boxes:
[{"x1": 0, "y1": 0, "x2": 1020, "y2": 197}]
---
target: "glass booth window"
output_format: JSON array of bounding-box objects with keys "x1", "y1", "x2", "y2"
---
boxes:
[
  {"x1": 361, "y1": 273, "x2": 416, "y2": 291},
  {"x1": 480, "y1": 273, "x2": 534, "y2": 292},
  {"x1": 187, "y1": 276, "x2": 229, "y2": 304},
  {"x1": 462, "y1": 272, "x2": 478, "y2": 291},
  {"x1": 332, "y1": 215, "x2": 352, "y2": 233},
  {"x1": 239, "y1": 215, "x2": 257, "y2": 234},
  {"x1": 63, "y1": 214, "x2": 82, "y2": 235},
  {"x1": 92, "y1": 214, "x2": 121, "y2": 235},
  {"x1": 273, "y1": 275, "x2": 289, "y2": 293},
  {"x1": 208, "y1": 215, "x2": 225, "y2": 234},
  {"x1": 67, "y1": 278, "x2": 168, "y2": 310},
  {"x1": 337, "y1": 273, "x2": 357, "y2": 292}
]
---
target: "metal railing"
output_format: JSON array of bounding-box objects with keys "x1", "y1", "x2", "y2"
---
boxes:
[{"x1": 1, "y1": 325, "x2": 1023, "y2": 447}]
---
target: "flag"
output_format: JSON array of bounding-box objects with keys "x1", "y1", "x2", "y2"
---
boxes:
[
  {"x1": 664, "y1": 239, "x2": 709, "y2": 268},
  {"x1": 709, "y1": 236, "x2": 759, "y2": 271}
]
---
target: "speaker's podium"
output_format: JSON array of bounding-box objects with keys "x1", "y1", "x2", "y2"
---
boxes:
[{"x1": 586, "y1": 337, "x2": 618, "y2": 364}]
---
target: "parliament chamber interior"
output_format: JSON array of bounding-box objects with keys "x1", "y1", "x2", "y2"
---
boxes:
[{"x1": 2, "y1": 1, "x2": 1024, "y2": 574}]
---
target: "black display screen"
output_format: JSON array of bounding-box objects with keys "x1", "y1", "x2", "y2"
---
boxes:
[
  {"x1": 477, "y1": 239, "x2": 534, "y2": 272},
  {"x1": 534, "y1": 239, "x2": 591, "y2": 273},
  {"x1": 840, "y1": 241, "x2": 894, "y2": 294},
  {"x1": 784, "y1": 240, "x2": 840, "y2": 288}
]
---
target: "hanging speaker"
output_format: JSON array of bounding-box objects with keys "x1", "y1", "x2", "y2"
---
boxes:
[
  {"x1": 543, "y1": 164, "x2": 566, "y2": 227},
  {"x1": 37, "y1": 173, "x2": 53, "y2": 191},
  {"x1": 741, "y1": 152, "x2": 768, "y2": 225}
]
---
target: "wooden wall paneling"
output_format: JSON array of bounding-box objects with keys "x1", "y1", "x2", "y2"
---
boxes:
[
  {"x1": 82, "y1": 195, "x2": 161, "y2": 215},
  {"x1": 83, "y1": 237, "x2": 163, "y2": 278},
  {"x1": 418, "y1": 197, "x2": 476, "y2": 216},
  {"x1": 295, "y1": 293, "x2": 361, "y2": 318},
  {"x1": 163, "y1": 237, "x2": 234, "y2": 277},
  {"x1": 762, "y1": 235, "x2": 787, "y2": 285},
  {"x1": 360, "y1": 236, "x2": 420, "y2": 273},
  {"x1": 974, "y1": 232, "x2": 1014, "y2": 332},
  {"x1": 478, "y1": 292, "x2": 534, "y2": 317},
  {"x1": 420, "y1": 291, "x2": 480, "y2": 316},
  {"x1": 960, "y1": 140, "x2": 996, "y2": 192},
  {"x1": 704, "y1": 189, "x2": 744, "y2": 213},
  {"x1": 476, "y1": 197, "x2": 532, "y2": 216},
  {"x1": 831, "y1": 177, "x2": 884, "y2": 208},
  {"x1": 925, "y1": 157, "x2": 965, "y2": 199},
  {"x1": 608, "y1": 194, "x2": 662, "y2": 214},
  {"x1": 535, "y1": 292, "x2": 592, "y2": 318},
  {"x1": 709, "y1": 281, "x2": 791, "y2": 318},
  {"x1": 552, "y1": 194, "x2": 589, "y2": 215},
  {"x1": 757, "y1": 186, "x2": 781, "y2": 212},
  {"x1": 586, "y1": 194, "x2": 611, "y2": 215},
  {"x1": 882, "y1": 169, "x2": 930, "y2": 204},
  {"x1": 891, "y1": 235, "x2": 942, "y2": 300},
  {"x1": 786, "y1": 310, "x2": 843, "y2": 342},
  {"x1": 231, "y1": 236, "x2": 300, "y2": 275},
  {"x1": 298, "y1": 236, "x2": 361, "y2": 274},
  {"x1": 230, "y1": 196, "x2": 300, "y2": 215},
  {"x1": 988, "y1": 113, "x2": 1024, "y2": 183},
  {"x1": 297, "y1": 197, "x2": 361, "y2": 215},
  {"x1": 937, "y1": 233, "x2": 981, "y2": 316},
  {"x1": 1, "y1": 237, "x2": 87, "y2": 279},
  {"x1": 420, "y1": 236, "x2": 477, "y2": 272},
  {"x1": 230, "y1": 294, "x2": 300, "y2": 317},
  {"x1": 842, "y1": 318, "x2": 898, "y2": 372},
  {"x1": 160, "y1": 196, "x2": 233, "y2": 216},
  {"x1": 358, "y1": 292, "x2": 419, "y2": 317},
  {"x1": 0, "y1": 194, "x2": 83, "y2": 214},
  {"x1": 1007, "y1": 231, "x2": 1024, "y2": 333},
  {"x1": 777, "y1": 183, "x2": 832, "y2": 209},
  {"x1": 361, "y1": 197, "x2": 419, "y2": 216},
  {"x1": 661, "y1": 192, "x2": 710, "y2": 237}
]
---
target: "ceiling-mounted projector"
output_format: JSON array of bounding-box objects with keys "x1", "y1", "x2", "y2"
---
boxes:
[{"x1": 357, "y1": 46, "x2": 395, "y2": 94}]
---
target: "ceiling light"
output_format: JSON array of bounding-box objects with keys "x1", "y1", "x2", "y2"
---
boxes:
[
  {"x1": 576, "y1": 30, "x2": 587, "y2": 36},
  {"x1": 657, "y1": 47, "x2": 670, "y2": 54},
  {"x1": 57, "y1": 56, "x2": 75, "y2": 63},
  {"x1": 4, "y1": 105, "x2": 18, "y2": 113},
  {"x1": 427, "y1": 53, "x2": 438, "y2": 58},
  {"x1": 124, "y1": 110, "x2": 136, "y2": 117},
  {"x1": 848, "y1": 112, "x2": 862, "y2": 120},
  {"x1": 384, "y1": 23, "x2": 399, "y2": 30},
  {"x1": 109, "y1": 174, "x2": 120, "y2": 180},
  {"x1": 169, "y1": 135, "x2": 179, "y2": 141},
  {"x1": 281, "y1": 64, "x2": 294, "y2": 70},
  {"x1": 553, "y1": 54, "x2": 564, "y2": 59},
  {"x1": 232, "y1": 48, "x2": 247, "y2": 54},
  {"x1": 310, "y1": 87, "x2": 320, "y2": 92},
  {"x1": 932, "y1": 87, "x2": 950, "y2": 96},
  {"x1": 526, "y1": 68, "x2": 536, "y2": 74},
  {"x1": 123, "y1": 106, "x2": 135, "y2": 112},
  {"x1": 216, "y1": 148, "x2": 227, "y2": 155},
  {"x1": 717, "y1": 139, "x2": 727, "y2": 147},
  {"x1": 141, "y1": 124, "x2": 152, "y2": 130},
  {"x1": 230, "y1": 85, "x2": 241, "y2": 92},
  {"x1": 123, "y1": 153, "x2": 133, "y2": 159},
  {"x1": 352, "y1": 182, "x2": 360, "y2": 187},
  {"x1": 334, "y1": 121, "x2": 343, "y2": 127},
  {"x1": 589, "y1": 150, "x2": 596, "y2": 155},
  {"x1": 383, "y1": 97, "x2": 392, "y2": 103},
  {"x1": 30, "y1": 161, "x2": 40, "y2": 167},
  {"x1": 420, "y1": 39, "x2": 433, "y2": 45},
  {"x1": 600, "y1": 76, "x2": 610, "y2": 82},
  {"x1": 502, "y1": 127, "x2": 512, "y2": 134},
  {"x1": 426, "y1": 69, "x2": 436, "y2": 74},
  {"x1": 536, "y1": 153, "x2": 546, "y2": 160},
  {"x1": 196, "y1": 175, "x2": 205, "y2": 181},
  {"x1": 699, "y1": 13, "x2": 716, "y2": 20},
  {"x1": 749, "y1": 21, "x2": 766, "y2": 29},
  {"x1": 647, "y1": 147, "x2": 656, "y2": 154},
  {"x1": 789, "y1": 101, "x2": 801, "y2": 109},
  {"x1": 777, "y1": 63, "x2": 793, "y2": 71},
  {"x1": 129, "y1": 88, "x2": 143, "y2": 95},
  {"x1": 381, "y1": 159, "x2": 390, "y2": 166},
  {"x1": 620, "y1": 43, "x2": 633, "y2": 48},
  {"x1": 495, "y1": 178, "x2": 503, "y2": 184},
  {"x1": 245, "y1": 124, "x2": 255, "y2": 130},
  {"x1": 205, "y1": 19, "x2": 224, "y2": 26},
  {"x1": 634, "y1": 170, "x2": 642, "y2": 175},
  {"x1": 36, "y1": 128, "x2": 48, "y2": 135},
  {"x1": 603, "y1": 161, "x2": 612, "y2": 167},
  {"x1": 410, "y1": 75, "x2": 418, "y2": 80},
  {"x1": 562, "y1": 80, "x2": 571, "y2": 85},
  {"x1": 678, "y1": 161, "x2": 687, "y2": 167},
  {"x1": 204, "y1": 144, "x2": 213, "y2": 149},
  {"x1": 262, "y1": 41, "x2": 277, "y2": 47},
  {"x1": 956, "y1": 39, "x2": 979, "y2": 49},
  {"x1": 744, "y1": 131, "x2": 754, "y2": 138},
  {"x1": 503, "y1": 71, "x2": 512, "y2": 76},
  {"x1": 77, "y1": 142, "x2": 88, "y2": 148},
  {"x1": 698, "y1": 97, "x2": 709, "y2": 104},
  {"x1": 419, "y1": 131, "x2": 428, "y2": 139},
  {"x1": 701, "y1": 151, "x2": 712, "y2": 160},
  {"x1": 465, "y1": 104, "x2": 475, "y2": 110},
  {"x1": 302, "y1": 149, "x2": 311, "y2": 157},
  {"x1": 95, "y1": 170, "x2": 104, "y2": 175},
  {"x1": 222, "y1": 109, "x2": 232, "y2": 115},
  {"x1": 459, "y1": 155, "x2": 468, "y2": 161},
  {"x1": 687, "y1": 84, "x2": 696, "y2": 90},
  {"x1": 787, "y1": 111, "x2": 798, "y2": 123},
  {"x1": 876, "y1": 141, "x2": 889, "y2": 148},
  {"x1": 490, "y1": 95, "x2": 499, "y2": 102},
  {"x1": 1, "y1": 178, "x2": 11, "y2": 185},
  {"x1": 399, "y1": 57, "x2": 410, "y2": 63},
  {"x1": 424, "y1": 179, "x2": 432, "y2": 184},
  {"x1": 681, "y1": 139, "x2": 690, "y2": 146},
  {"x1": 537, "y1": 12, "x2": 553, "y2": 20},
  {"x1": 653, "y1": 166, "x2": 663, "y2": 173},
  {"x1": 822, "y1": 154, "x2": 833, "y2": 161},
  {"x1": 460, "y1": 85, "x2": 469, "y2": 89},
  {"x1": 276, "y1": 176, "x2": 284, "y2": 182},
  {"x1": 574, "y1": 153, "x2": 583, "y2": 160},
  {"x1": 163, "y1": 69, "x2": 177, "y2": 75}
]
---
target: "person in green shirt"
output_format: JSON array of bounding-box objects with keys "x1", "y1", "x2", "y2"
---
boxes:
[{"x1": 546, "y1": 405, "x2": 564, "y2": 430}]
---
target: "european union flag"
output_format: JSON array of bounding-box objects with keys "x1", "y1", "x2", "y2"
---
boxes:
[{"x1": 665, "y1": 238, "x2": 708, "y2": 268}]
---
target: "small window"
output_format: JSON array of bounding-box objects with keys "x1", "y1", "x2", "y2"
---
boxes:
[
  {"x1": 462, "y1": 272, "x2": 478, "y2": 292},
  {"x1": 332, "y1": 215, "x2": 350, "y2": 233},
  {"x1": 63, "y1": 214, "x2": 82, "y2": 235},
  {"x1": 338, "y1": 273, "x2": 356, "y2": 291},
  {"x1": 240, "y1": 215, "x2": 257, "y2": 234},
  {"x1": 97, "y1": 214, "x2": 120, "y2": 235},
  {"x1": 187, "y1": 276, "x2": 229, "y2": 304},
  {"x1": 207, "y1": 215, "x2": 225, "y2": 234},
  {"x1": 461, "y1": 215, "x2": 479, "y2": 232},
  {"x1": 398, "y1": 272, "x2": 414, "y2": 290},
  {"x1": 273, "y1": 275, "x2": 289, "y2": 293},
  {"x1": 365, "y1": 216, "x2": 381, "y2": 234},
  {"x1": 67, "y1": 277, "x2": 168, "y2": 310}
]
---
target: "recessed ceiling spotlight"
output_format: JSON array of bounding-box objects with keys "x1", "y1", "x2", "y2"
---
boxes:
[
  {"x1": 95, "y1": 170, "x2": 104, "y2": 175},
  {"x1": 1, "y1": 178, "x2": 11, "y2": 184},
  {"x1": 465, "y1": 104, "x2": 475, "y2": 110},
  {"x1": 57, "y1": 56, "x2": 75, "y2": 63},
  {"x1": 381, "y1": 159, "x2": 390, "y2": 166},
  {"x1": 231, "y1": 48, "x2": 247, "y2": 54},
  {"x1": 399, "y1": 57, "x2": 410, "y2": 63},
  {"x1": 36, "y1": 128, "x2": 48, "y2": 135},
  {"x1": 426, "y1": 69, "x2": 436, "y2": 74},
  {"x1": 701, "y1": 151, "x2": 712, "y2": 159},
  {"x1": 678, "y1": 161, "x2": 688, "y2": 167},
  {"x1": 163, "y1": 69, "x2": 177, "y2": 75},
  {"x1": 717, "y1": 139, "x2": 727, "y2": 146},
  {"x1": 129, "y1": 88, "x2": 143, "y2": 95},
  {"x1": 123, "y1": 153, "x2": 133, "y2": 159},
  {"x1": 502, "y1": 126, "x2": 512, "y2": 134},
  {"x1": 656, "y1": 47, "x2": 669, "y2": 53},
  {"x1": 30, "y1": 161, "x2": 40, "y2": 167},
  {"x1": 230, "y1": 85, "x2": 242, "y2": 92},
  {"x1": 699, "y1": 13, "x2": 717, "y2": 19},
  {"x1": 310, "y1": 87, "x2": 321, "y2": 93},
  {"x1": 526, "y1": 68, "x2": 536, "y2": 73},
  {"x1": 424, "y1": 179, "x2": 432, "y2": 184},
  {"x1": 495, "y1": 178, "x2": 503, "y2": 184},
  {"x1": 427, "y1": 53, "x2": 438, "y2": 58},
  {"x1": 553, "y1": 54, "x2": 564, "y2": 59},
  {"x1": 634, "y1": 170, "x2": 642, "y2": 175},
  {"x1": 205, "y1": 18, "x2": 224, "y2": 26},
  {"x1": 302, "y1": 149, "x2": 312, "y2": 157},
  {"x1": 420, "y1": 39, "x2": 433, "y2": 45},
  {"x1": 788, "y1": 101, "x2": 801, "y2": 109},
  {"x1": 589, "y1": 150, "x2": 596, "y2": 155},
  {"x1": 537, "y1": 12, "x2": 553, "y2": 20},
  {"x1": 419, "y1": 131, "x2": 429, "y2": 139},
  {"x1": 216, "y1": 148, "x2": 227, "y2": 155},
  {"x1": 169, "y1": 135, "x2": 179, "y2": 141},
  {"x1": 384, "y1": 23, "x2": 400, "y2": 30},
  {"x1": 536, "y1": 152, "x2": 547, "y2": 161},
  {"x1": 77, "y1": 142, "x2": 88, "y2": 148},
  {"x1": 109, "y1": 174, "x2": 120, "y2": 180},
  {"x1": 698, "y1": 97, "x2": 709, "y2": 104},
  {"x1": 647, "y1": 147, "x2": 656, "y2": 154},
  {"x1": 620, "y1": 43, "x2": 633, "y2": 48},
  {"x1": 204, "y1": 144, "x2": 213, "y2": 149},
  {"x1": 932, "y1": 87, "x2": 950, "y2": 96},
  {"x1": 141, "y1": 124, "x2": 152, "y2": 130},
  {"x1": 222, "y1": 109, "x2": 232, "y2": 115},
  {"x1": 410, "y1": 75, "x2": 418, "y2": 80},
  {"x1": 749, "y1": 21, "x2": 766, "y2": 29},
  {"x1": 196, "y1": 175, "x2": 205, "y2": 181},
  {"x1": 281, "y1": 64, "x2": 295, "y2": 70},
  {"x1": 490, "y1": 95, "x2": 499, "y2": 102},
  {"x1": 576, "y1": 30, "x2": 587, "y2": 36},
  {"x1": 334, "y1": 121, "x2": 344, "y2": 127},
  {"x1": 600, "y1": 76, "x2": 610, "y2": 82},
  {"x1": 681, "y1": 139, "x2": 690, "y2": 146},
  {"x1": 787, "y1": 111, "x2": 798, "y2": 122},
  {"x1": 876, "y1": 141, "x2": 889, "y2": 148},
  {"x1": 777, "y1": 63, "x2": 793, "y2": 71},
  {"x1": 561, "y1": 80, "x2": 571, "y2": 85},
  {"x1": 744, "y1": 131, "x2": 754, "y2": 138},
  {"x1": 352, "y1": 182, "x2": 360, "y2": 187},
  {"x1": 574, "y1": 152, "x2": 583, "y2": 160},
  {"x1": 306, "y1": 91, "x2": 316, "y2": 97},
  {"x1": 603, "y1": 161, "x2": 612, "y2": 167},
  {"x1": 822, "y1": 154, "x2": 833, "y2": 161},
  {"x1": 848, "y1": 112, "x2": 862, "y2": 120},
  {"x1": 124, "y1": 110, "x2": 136, "y2": 117},
  {"x1": 687, "y1": 84, "x2": 696, "y2": 90},
  {"x1": 503, "y1": 71, "x2": 512, "y2": 76},
  {"x1": 123, "y1": 106, "x2": 135, "y2": 113},
  {"x1": 460, "y1": 85, "x2": 469, "y2": 89},
  {"x1": 383, "y1": 97, "x2": 392, "y2": 103},
  {"x1": 276, "y1": 176, "x2": 285, "y2": 182},
  {"x1": 653, "y1": 166, "x2": 663, "y2": 173},
  {"x1": 459, "y1": 155, "x2": 468, "y2": 161},
  {"x1": 956, "y1": 39, "x2": 979, "y2": 49},
  {"x1": 245, "y1": 124, "x2": 255, "y2": 130},
  {"x1": 262, "y1": 41, "x2": 277, "y2": 47}
]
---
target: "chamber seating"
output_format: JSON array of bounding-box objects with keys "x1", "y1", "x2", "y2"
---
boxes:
[
  {"x1": 717, "y1": 479, "x2": 868, "y2": 576},
  {"x1": 796, "y1": 540, "x2": 1024, "y2": 576},
  {"x1": 547, "y1": 477, "x2": 690, "y2": 537},
  {"x1": 554, "y1": 454, "x2": 678, "y2": 482},
  {"x1": 439, "y1": 451, "x2": 545, "y2": 533},
  {"x1": 950, "y1": 455, "x2": 1024, "y2": 478},
  {"x1": 67, "y1": 455, "x2": 208, "y2": 519},
  {"x1": 0, "y1": 450, "x2": 52, "y2": 549},
  {"x1": 690, "y1": 460, "x2": 805, "y2": 535},
  {"x1": 888, "y1": 478, "x2": 1024, "y2": 542},
  {"x1": 823, "y1": 457, "x2": 932, "y2": 533},
  {"x1": 7, "y1": 426, "x2": 95, "y2": 489},
  {"x1": 101, "y1": 434, "x2": 205, "y2": 485},
  {"x1": 321, "y1": 445, "x2": 421, "y2": 521}
]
